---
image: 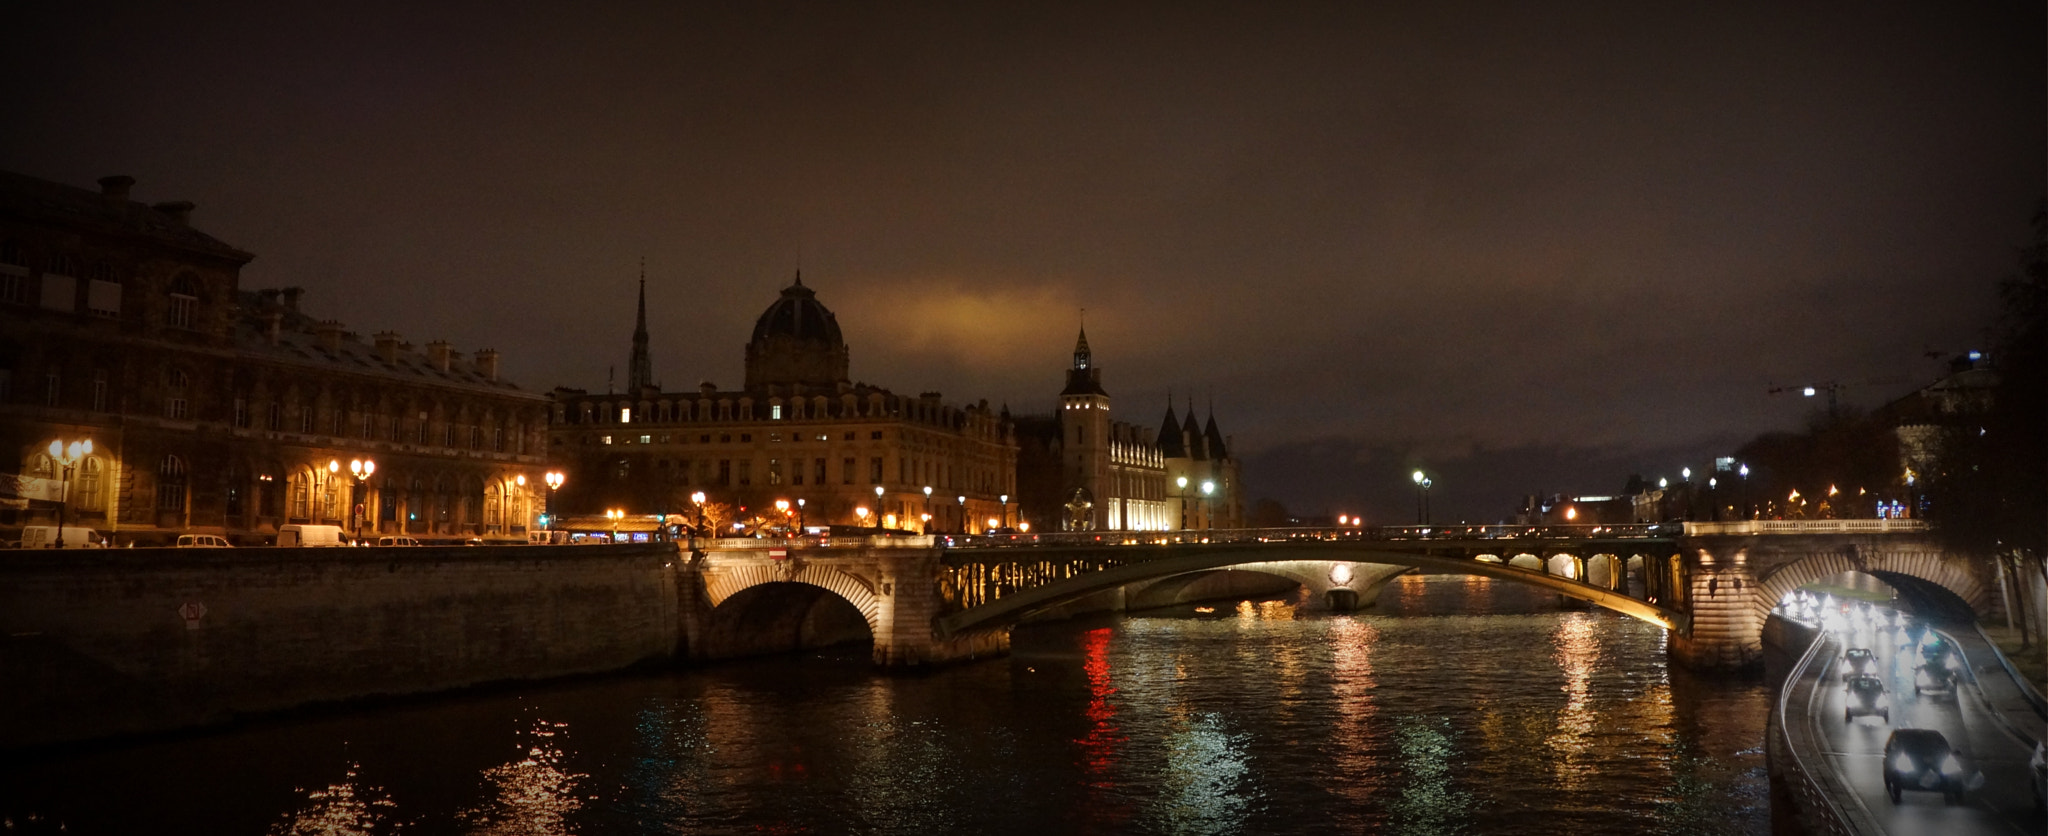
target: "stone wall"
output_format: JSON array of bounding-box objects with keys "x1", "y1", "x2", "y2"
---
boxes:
[{"x1": 0, "y1": 543, "x2": 680, "y2": 749}]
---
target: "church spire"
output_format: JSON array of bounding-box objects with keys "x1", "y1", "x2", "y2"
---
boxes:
[
  {"x1": 627, "y1": 261, "x2": 655, "y2": 390},
  {"x1": 1072, "y1": 310, "x2": 1091, "y2": 370}
]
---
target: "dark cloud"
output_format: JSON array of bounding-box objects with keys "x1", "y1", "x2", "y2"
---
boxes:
[{"x1": 5, "y1": 0, "x2": 2039, "y2": 520}]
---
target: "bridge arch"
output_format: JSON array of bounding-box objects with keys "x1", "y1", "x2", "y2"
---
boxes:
[
  {"x1": 940, "y1": 543, "x2": 1687, "y2": 638},
  {"x1": 1750, "y1": 548, "x2": 1991, "y2": 628},
  {"x1": 697, "y1": 564, "x2": 881, "y2": 659}
]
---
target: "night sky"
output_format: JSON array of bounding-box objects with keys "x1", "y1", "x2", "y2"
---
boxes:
[{"x1": 6, "y1": 1, "x2": 2041, "y2": 522}]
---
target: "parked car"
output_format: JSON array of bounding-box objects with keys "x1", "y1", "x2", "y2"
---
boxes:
[
  {"x1": 19, "y1": 525, "x2": 107, "y2": 549},
  {"x1": 1843, "y1": 675, "x2": 1889, "y2": 723},
  {"x1": 1883, "y1": 729, "x2": 1967, "y2": 805},
  {"x1": 175, "y1": 534, "x2": 233, "y2": 548},
  {"x1": 375, "y1": 536, "x2": 420, "y2": 547},
  {"x1": 277, "y1": 524, "x2": 347, "y2": 547}
]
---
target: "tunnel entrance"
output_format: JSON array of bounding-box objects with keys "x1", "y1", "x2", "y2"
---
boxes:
[{"x1": 700, "y1": 582, "x2": 873, "y2": 660}]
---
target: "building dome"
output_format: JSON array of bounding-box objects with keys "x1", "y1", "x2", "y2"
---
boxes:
[{"x1": 744, "y1": 272, "x2": 850, "y2": 390}]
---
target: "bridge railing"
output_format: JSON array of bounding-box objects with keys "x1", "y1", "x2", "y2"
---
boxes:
[
  {"x1": 1683, "y1": 519, "x2": 1927, "y2": 536},
  {"x1": 693, "y1": 524, "x2": 1684, "y2": 552}
]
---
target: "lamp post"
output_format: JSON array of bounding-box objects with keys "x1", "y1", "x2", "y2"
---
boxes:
[
  {"x1": 543, "y1": 471, "x2": 565, "y2": 535},
  {"x1": 796, "y1": 497, "x2": 806, "y2": 534},
  {"x1": 1738, "y1": 463, "x2": 1751, "y2": 520},
  {"x1": 999, "y1": 494, "x2": 1009, "y2": 530},
  {"x1": 1176, "y1": 475, "x2": 1189, "y2": 531},
  {"x1": 347, "y1": 458, "x2": 375, "y2": 543},
  {"x1": 922, "y1": 486, "x2": 933, "y2": 534},
  {"x1": 956, "y1": 494, "x2": 965, "y2": 534},
  {"x1": 873, "y1": 485, "x2": 885, "y2": 531},
  {"x1": 46, "y1": 439, "x2": 92, "y2": 548},
  {"x1": 1411, "y1": 470, "x2": 1425, "y2": 525},
  {"x1": 775, "y1": 499, "x2": 791, "y2": 536},
  {"x1": 690, "y1": 491, "x2": 707, "y2": 546},
  {"x1": 1200, "y1": 479, "x2": 1215, "y2": 532},
  {"x1": 605, "y1": 508, "x2": 623, "y2": 541}
]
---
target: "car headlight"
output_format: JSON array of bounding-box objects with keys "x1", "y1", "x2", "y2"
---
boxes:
[
  {"x1": 1893, "y1": 752, "x2": 1916, "y2": 772},
  {"x1": 1940, "y1": 754, "x2": 1964, "y2": 775},
  {"x1": 1945, "y1": 655, "x2": 1961, "y2": 671}
]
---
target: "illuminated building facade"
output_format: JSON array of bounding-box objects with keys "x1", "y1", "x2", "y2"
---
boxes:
[
  {"x1": 0, "y1": 170, "x2": 552, "y2": 544},
  {"x1": 548, "y1": 274, "x2": 1018, "y2": 533},
  {"x1": 1014, "y1": 330, "x2": 1242, "y2": 532}
]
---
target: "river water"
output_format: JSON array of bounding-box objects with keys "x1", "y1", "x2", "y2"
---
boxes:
[{"x1": 0, "y1": 575, "x2": 1771, "y2": 835}]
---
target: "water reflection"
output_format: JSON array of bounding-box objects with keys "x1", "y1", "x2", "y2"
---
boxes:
[
  {"x1": 1546, "y1": 612, "x2": 1601, "y2": 791},
  {"x1": 267, "y1": 762, "x2": 401, "y2": 836},
  {"x1": 456, "y1": 718, "x2": 587, "y2": 835},
  {"x1": 1328, "y1": 617, "x2": 1384, "y2": 824},
  {"x1": 1388, "y1": 716, "x2": 1473, "y2": 836},
  {"x1": 1150, "y1": 713, "x2": 1255, "y2": 836}
]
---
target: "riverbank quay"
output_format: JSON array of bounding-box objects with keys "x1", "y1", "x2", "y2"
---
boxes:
[{"x1": 0, "y1": 543, "x2": 682, "y2": 749}]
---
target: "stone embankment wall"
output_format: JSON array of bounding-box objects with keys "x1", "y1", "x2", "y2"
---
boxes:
[{"x1": 0, "y1": 544, "x2": 681, "y2": 749}]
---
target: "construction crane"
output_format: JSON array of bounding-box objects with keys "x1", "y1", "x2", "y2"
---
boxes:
[{"x1": 1766, "y1": 377, "x2": 1910, "y2": 418}]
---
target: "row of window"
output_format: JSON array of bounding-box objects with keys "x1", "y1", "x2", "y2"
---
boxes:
[
  {"x1": 0, "y1": 244, "x2": 203, "y2": 327},
  {"x1": 228, "y1": 398, "x2": 528, "y2": 452},
  {"x1": 566, "y1": 396, "x2": 1001, "y2": 435},
  {"x1": 615, "y1": 453, "x2": 1003, "y2": 494}
]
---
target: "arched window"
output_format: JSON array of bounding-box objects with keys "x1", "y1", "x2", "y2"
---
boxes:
[
  {"x1": 77, "y1": 457, "x2": 104, "y2": 511},
  {"x1": 291, "y1": 471, "x2": 310, "y2": 519},
  {"x1": 167, "y1": 274, "x2": 198, "y2": 329},
  {"x1": 157, "y1": 455, "x2": 187, "y2": 512},
  {"x1": 485, "y1": 482, "x2": 502, "y2": 530}
]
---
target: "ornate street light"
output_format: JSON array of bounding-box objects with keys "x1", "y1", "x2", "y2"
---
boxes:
[
  {"x1": 1411, "y1": 470, "x2": 1426, "y2": 525},
  {"x1": 796, "y1": 497, "x2": 806, "y2": 534},
  {"x1": 46, "y1": 438, "x2": 92, "y2": 549},
  {"x1": 690, "y1": 491, "x2": 707, "y2": 545},
  {"x1": 922, "y1": 486, "x2": 933, "y2": 534},
  {"x1": 873, "y1": 485, "x2": 885, "y2": 530},
  {"x1": 956, "y1": 494, "x2": 965, "y2": 534},
  {"x1": 774, "y1": 498, "x2": 791, "y2": 536},
  {"x1": 348, "y1": 458, "x2": 376, "y2": 543},
  {"x1": 1176, "y1": 475, "x2": 1190, "y2": 531},
  {"x1": 1201, "y1": 479, "x2": 1216, "y2": 531},
  {"x1": 999, "y1": 494, "x2": 1009, "y2": 530},
  {"x1": 543, "y1": 471, "x2": 565, "y2": 534}
]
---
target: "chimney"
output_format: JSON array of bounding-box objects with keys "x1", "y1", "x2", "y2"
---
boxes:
[
  {"x1": 474, "y1": 348, "x2": 500, "y2": 381},
  {"x1": 373, "y1": 331, "x2": 402, "y2": 363},
  {"x1": 98, "y1": 175, "x2": 135, "y2": 203},
  {"x1": 426, "y1": 340, "x2": 452, "y2": 372},
  {"x1": 315, "y1": 320, "x2": 345, "y2": 352},
  {"x1": 257, "y1": 288, "x2": 281, "y2": 310},
  {"x1": 152, "y1": 200, "x2": 194, "y2": 226},
  {"x1": 281, "y1": 287, "x2": 303, "y2": 313},
  {"x1": 264, "y1": 312, "x2": 283, "y2": 345}
]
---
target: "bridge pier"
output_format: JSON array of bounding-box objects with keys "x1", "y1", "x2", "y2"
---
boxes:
[
  {"x1": 868, "y1": 550, "x2": 1011, "y2": 668},
  {"x1": 1670, "y1": 543, "x2": 1764, "y2": 671}
]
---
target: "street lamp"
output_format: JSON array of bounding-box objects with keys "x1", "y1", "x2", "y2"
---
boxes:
[
  {"x1": 1739, "y1": 463, "x2": 1751, "y2": 520},
  {"x1": 999, "y1": 494, "x2": 1009, "y2": 530},
  {"x1": 873, "y1": 485, "x2": 885, "y2": 531},
  {"x1": 796, "y1": 497, "x2": 806, "y2": 533},
  {"x1": 1200, "y1": 479, "x2": 1215, "y2": 531},
  {"x1": 690, "y1": 491, "x2": 707, "y2": 545},
  {"x1": 956, "y1": 495, "x2": 965, "y2": 534},
  {"x1": 774, "y1": 499, "x2": 791, "y2": 536},
  {"x1": 348, "y1": 458, "x2": 375, "y2": 543},
  {"x1": 922, "y1": 486, "x2": 933, "y2": 534},
  {"x1": 544, "y1": 471, "x2": 565, "y2": 534},
  {"x1": 605, "y1": 508, "x2": 624, "y2": 541},
  {"x1": 46, "y1": 439, "x2": 92, "y2": 549},
  {"x1": 1411, "y1": 470, "x2": 1426, "y2": 525},
  {"x1": 1177, "y1": 475, "x2": 1190, "y2": 531}
]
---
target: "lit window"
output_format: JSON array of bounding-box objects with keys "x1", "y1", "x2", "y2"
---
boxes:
[
  {"x1": 602, "y1": 435, "x2": 613, "y2": 445},
  {"x1": 772, "y1": 405, "x2": 782, "y2": 420},
  {"x1": 621, "y1": 407, "x2": 631, "y2": 423}
]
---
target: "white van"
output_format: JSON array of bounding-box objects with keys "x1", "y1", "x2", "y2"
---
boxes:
[
  {"x1": 176, "y1": 534, "x2": 233, "y2": 548},
  {"x1": 276, "y1": 524, "x2": 347, "y2": 547},
  {"x1": 20, "y1": 525, "x2": 107, "y2": 549}
]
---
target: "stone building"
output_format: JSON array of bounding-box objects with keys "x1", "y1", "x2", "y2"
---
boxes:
[
  {"x1": 548, "y1": 274, "x2": 1018, "y2": 534},
  {"x1": 0, "y1": 170, "x2": 552, "y2": 545},
  {"x1": 1014, "y1": 329, "x2": 1242, "y2": 532}
]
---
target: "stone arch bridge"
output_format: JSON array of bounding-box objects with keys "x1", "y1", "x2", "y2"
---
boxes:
[{"x1": 679, "y1": 520, "x2": 1977, "y2": 672}]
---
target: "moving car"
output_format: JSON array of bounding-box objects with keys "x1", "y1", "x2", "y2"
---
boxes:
[
  {"x1": 2030, "y1": 740, "x2": 2045, "y2": 812},
  {"x1": 1843, "y1": 647, "x2": 1876, "y2": 674},
  {"x1": 1912, "y1": 658, "x2": 1959, "y2": 697},
  {"x1": 175, "y1": 534, "x2": 232, "y2": 548},
  {"x1": 1883, "y1": 729, "x2": 1968, "y2": 804},
  {"x1": 1843, "y1": 675, "x2": 1889, "y2": 723}
]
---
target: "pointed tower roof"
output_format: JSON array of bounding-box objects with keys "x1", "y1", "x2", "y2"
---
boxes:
[
  {"x1": 1182, "y1": 404, "x2": 1206, "y2": 461},
  {"x1": 1061, "y1": 323, "x2": 1107, "y2": 396},
  {"x1": 627, "y1": 265, "x2": 655, "y2": 390},
  {"x1": 1157, "y1": 397, "x2": 1186, "y2": 457},
  {"x1": 1203, "y1": 408, "x2": 1228, "y2": 461}
]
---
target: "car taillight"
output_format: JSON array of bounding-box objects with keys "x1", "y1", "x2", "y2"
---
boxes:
[{"x1": 1892, "y1": 752, "x2": 1915, "y2": 772}]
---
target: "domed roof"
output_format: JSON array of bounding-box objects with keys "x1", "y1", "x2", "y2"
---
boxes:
[{"x1": 750, "y1": 272, "x2": 843, "y2": 346}]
